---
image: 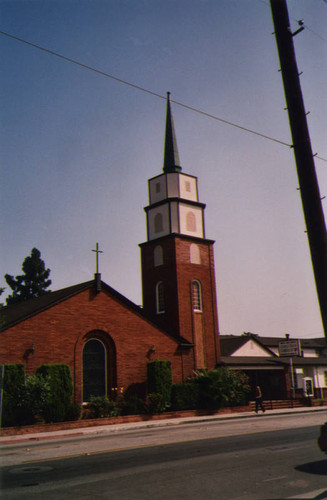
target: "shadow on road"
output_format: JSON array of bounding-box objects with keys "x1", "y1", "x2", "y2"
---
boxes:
[
  {"x1": 268, "y1": 490, "x2": 327, "y2": 500},
  {"x1": 295, "y1": 459, "x2": 327, "y2": 476}
]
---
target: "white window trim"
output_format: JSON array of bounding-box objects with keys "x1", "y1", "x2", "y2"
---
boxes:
[{"x1": 192, "y1": 280, "x2": 202, "y2": 312}]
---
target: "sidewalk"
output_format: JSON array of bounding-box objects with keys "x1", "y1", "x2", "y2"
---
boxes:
[{"x1": 1, "y1": 405, "x2": 326, "y2": 446}]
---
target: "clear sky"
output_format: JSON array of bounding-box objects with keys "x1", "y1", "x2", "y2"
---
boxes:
[{"x1": 1, "y1": 0, "x2": 326, "y2": 338}]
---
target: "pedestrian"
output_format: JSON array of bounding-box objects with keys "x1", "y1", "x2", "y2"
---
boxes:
[{"x1": 255, "y1": 385, "x2": 265, "y2": 413}]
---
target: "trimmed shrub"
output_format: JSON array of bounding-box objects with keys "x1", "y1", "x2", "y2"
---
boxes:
[
  {"x1": 146, "y1": 393, "x2": 167, "y2": 414},
  {"x1": 18, "y1": 373, "x2": 51, "y2": 425},
  {"x1": 123, "y1": 382, "x2": 147, "y2": 400},
  {"x1": 87, "y1": 396, "x2": 109, "y2": 418},
  {"x1": 87, "y1": 396, "x2": 119, "y2": 418},
  {"x1": 194, "y1": 369, "x2": 224, "y2": 409},
  {"x1": 119, "y1": 396, "x2": 146, "y2": 416},
  {"x1": 171, "y1": 382, "x2": 201, "y2": 411},
  {"x1": 1, "y1": 364, "x2": 25, "y2": 427},
  {"x1": 36, "y1": 364, "x2": 73, "y2": 423},
  {"x1": 65, "y1": 402, "x2": 82, "y2": 421},
  {"x1": 147, "y1": 360, "x2": 172, "y2": 408}
]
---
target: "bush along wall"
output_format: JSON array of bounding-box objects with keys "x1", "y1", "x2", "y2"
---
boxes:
[
  {"x1": 1, "y1": 364, "x2": 25, "y2": 427},
  {"x1": 171, "y1": 368, "x2": 250, "y2": 412},
  {"x1": 171, "y1": 382, "x2": 201, "y2": 411},
  {"x1": 36, "y1": 364, "x2": 73, "y2": 423},
  {"x1": 18, "y1": 373, "x2": 51, "y2": 425},
  {"x1": 147, "y1": 360, "x2": 172, "y2": 411},
  {"x1": 193, "y1": 367, "x2": 251, "y2": 410}
]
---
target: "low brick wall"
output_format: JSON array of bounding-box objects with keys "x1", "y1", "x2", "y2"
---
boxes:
[{"x1": 0, "y1": 405, "x2": 251, "y2": 437}]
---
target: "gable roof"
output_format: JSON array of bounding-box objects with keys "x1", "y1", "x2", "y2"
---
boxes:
[
  {"x1": 219, "y1": 334, "x2": 277, "y2": 357},
  {"x1": 1, "y1": 281, "x2": 94, "y2": 330},
  {"x1": 220, "y1": 333, "x2": 327, "y2": 370},
  {"x1": 0, "y1": 279, "x2": 192, "y2": 347}
]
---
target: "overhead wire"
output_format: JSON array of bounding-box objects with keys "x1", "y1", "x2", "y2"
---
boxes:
[
  {"x1": 257, "y1": 0, "x2": 327, "y2": 43},
  {"x1": 0, "y1": 29, "x2": 326, "y2": 162}
]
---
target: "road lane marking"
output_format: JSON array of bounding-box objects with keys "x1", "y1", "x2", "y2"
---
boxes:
[{"x1": 262, "y1": 475, "x2": 288, "y2": 482}]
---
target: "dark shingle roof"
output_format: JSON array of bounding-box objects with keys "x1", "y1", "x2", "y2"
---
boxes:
[
  {"x1": 220, "y1": 333, "x2": 327, "y2": 352},
  {"x1": 252, "y1": 335, "x2": 326, "y2": 349},
  {"x1": 220, "y1": 356, "x2": 285, "y2": 368},
  {"x1": 1, "y1": 281, "x2": 94, "y2": 330},
  {"x1": 219, "y1": 336, "x2": 249, "y2": 356},
  {"x1": 0, "y1": 279, "x2": 192, "y2": 347}
]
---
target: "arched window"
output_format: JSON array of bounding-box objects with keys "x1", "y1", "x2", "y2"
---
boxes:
[
  {"x1": 192, "y1": 280, "x2": 202, "y2": 312},
  {"x1": 83, "y1": 339, "x2": 106, "y2": 402},
  {"x1": 156, "y1": 281, "x2": 165, "y2": 314},
  {"x1": 154, "y1": 245, "x2": 163, "y2": 267},
  {"x1": 186, "y1": 211, "x2": 196, "y2": 232},
  {"x1": 190, "y1": 243, "x2": 201, "y2": 264},
  {"x1": 154, "y1": 213, "x2": 163, "y2": 233}
]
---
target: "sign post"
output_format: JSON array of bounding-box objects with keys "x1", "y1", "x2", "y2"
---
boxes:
[{"x1": 278, "y1": 340, "x2": 301, "y2": 399}]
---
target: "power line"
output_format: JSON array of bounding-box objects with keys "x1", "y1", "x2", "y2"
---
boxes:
[
  {"x1": 170, "y1": 99, "x2": 290, "y2": 147},
  {"x1": 257, "y1": 0, "x2": 327, "y2": 43},
  {"x1": 304, "y1": 25, "x2": 327, "y2": 43},
  {"x1": 1, "y1": 29, "x2": 326, "y2": 161},
  {"x1": 0, "y1": 31, "x2": 164, "y2": 101}
]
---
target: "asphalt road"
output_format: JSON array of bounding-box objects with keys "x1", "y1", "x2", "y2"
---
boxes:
[{"x1": 1, "y1": 413, "x2": 326, "y2": 499}]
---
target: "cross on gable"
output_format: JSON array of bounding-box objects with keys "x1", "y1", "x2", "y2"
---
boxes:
[{"x1": 92, "y1": 243, "x2": 103, "y2": 275}]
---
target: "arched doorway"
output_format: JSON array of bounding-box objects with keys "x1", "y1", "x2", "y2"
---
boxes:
[{"x1": 83, "y1": 339, "x2": 106, "y2": 402}]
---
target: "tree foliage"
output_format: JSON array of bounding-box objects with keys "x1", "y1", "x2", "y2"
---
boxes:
[
  {"x1": 5, "y1": 248, "x2": 51, "y2": 305},
  {"x1": 193, "y1": 368, "x2": 251, "y2": 409}
]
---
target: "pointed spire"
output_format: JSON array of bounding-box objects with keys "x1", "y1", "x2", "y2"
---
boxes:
[{"x1": 163, "y1": 92, "x2": 182, "y2": 173}]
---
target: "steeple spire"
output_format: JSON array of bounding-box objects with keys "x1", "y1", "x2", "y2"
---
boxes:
[{"x1": 163, "y1": 92, "x2": 182, "y2": 173}]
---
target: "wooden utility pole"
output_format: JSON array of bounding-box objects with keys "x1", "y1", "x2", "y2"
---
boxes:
[{"x1": 270, "y1": 0, "x2": 327, "y2": 339}]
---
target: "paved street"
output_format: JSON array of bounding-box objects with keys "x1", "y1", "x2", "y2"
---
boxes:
[{"x1": 1, "y1": 409, "x2": 327, "y2": 499}]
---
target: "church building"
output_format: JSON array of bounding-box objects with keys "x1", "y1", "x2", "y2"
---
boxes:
[{"x1": 1, "y1": 93, "x2": 220, "y2": 403}]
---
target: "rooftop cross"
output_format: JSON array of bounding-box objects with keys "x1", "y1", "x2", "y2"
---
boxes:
[{"x1": 92, "y1": 242, "x2": 103, "y2": 275}]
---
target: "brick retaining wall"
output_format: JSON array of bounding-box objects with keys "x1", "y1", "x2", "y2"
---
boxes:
[{"x1": 0, "y1": 405, "x2": 251, "y2": 437}]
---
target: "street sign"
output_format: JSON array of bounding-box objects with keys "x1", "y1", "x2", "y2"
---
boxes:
[{"x1": 278, "y1": 339, "x2": 301, "y2": 357}]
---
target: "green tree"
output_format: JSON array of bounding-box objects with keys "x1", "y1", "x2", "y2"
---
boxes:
[
  {"x1": 5, "y1": 248, "x2": 51, "y2": 305},
  {"x1": 0, "y1": 287, "x2": 5, "y2": 307}
]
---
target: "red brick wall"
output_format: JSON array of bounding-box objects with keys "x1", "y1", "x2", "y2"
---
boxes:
[
  {"x1": 140, "y1": 235, "x2": 220, "y2": 374},
  {"x1": 0, "y1": 287, "x2": 185, "y2": 402}
]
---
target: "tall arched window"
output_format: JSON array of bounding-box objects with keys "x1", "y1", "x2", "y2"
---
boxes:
[
  {"x1": 190, "y1": 243, "x2": 201, "y2": 264},
  {"x1": 192, "y1": 280, "x2": 202, "y2": 312},
  {"x1": 154, "y1": 245, "x2": 163, "y2": 267},
  {"x1": 154, "y1": 213, "x2": 163, "y2": 233},
  {"x1": 83, "y1": 339, "x2": 106, "y2": 402},
  {"x1": 186, "y1": 211, "x2": 196, "y2": 232},
  {"x1": 156, "y1": 281, "x2": 165, "y2": 314}
]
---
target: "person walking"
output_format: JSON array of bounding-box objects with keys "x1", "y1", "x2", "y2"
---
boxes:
[{"x1": 255, "y1": 385, "x2": 265, "y2": 413}]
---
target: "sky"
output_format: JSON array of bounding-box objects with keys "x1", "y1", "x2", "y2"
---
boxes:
[{"x1": 1, "y1": 0, "x2": 326, "y2": 339}]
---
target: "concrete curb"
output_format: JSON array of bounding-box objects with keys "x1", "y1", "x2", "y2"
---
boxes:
[{"x1": 1, "y1": 406, "x2": 326, "y2": 446}]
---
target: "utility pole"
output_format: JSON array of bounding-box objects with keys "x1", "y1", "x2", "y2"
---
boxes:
[{"x1": 270, "y1": 0, "x2": 327, "y2": 339}]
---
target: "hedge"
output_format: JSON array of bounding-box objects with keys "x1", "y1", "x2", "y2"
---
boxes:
[
  {"x1": 171, "y1": 382, "x2": 200, "y2": 411},
  {"x1": 147, "y1": 360, "x2": 172, "y2": 407},
  {"x1": 1, "y1": 364, "x2": 25, "y2": 427},
  {"x1": 36, "y1": 364, "x2": 73, "y2": 422}
]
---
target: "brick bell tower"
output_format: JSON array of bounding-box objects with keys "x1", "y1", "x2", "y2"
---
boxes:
[{"x1": 140, "y1": 93, "x2": 220, "y2": 373}]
